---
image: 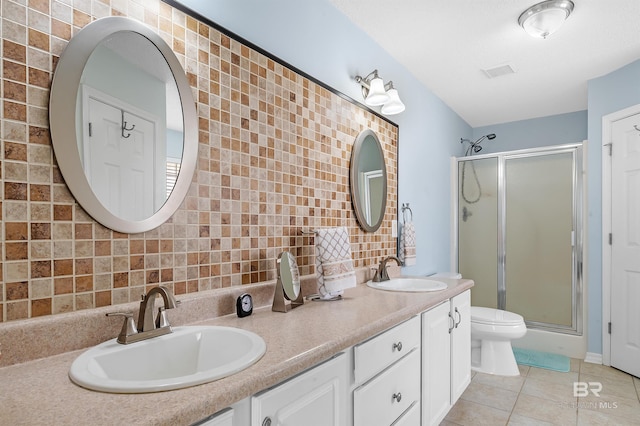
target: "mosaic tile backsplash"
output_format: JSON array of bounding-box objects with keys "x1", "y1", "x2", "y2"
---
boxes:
[{"x1": 0, "y1": 0, "x2": 398, "y2": 321}]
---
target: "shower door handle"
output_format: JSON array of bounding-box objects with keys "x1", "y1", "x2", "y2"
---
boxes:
[{"x1": 454, "y1": 307, "x2": 461, "y2": 328}]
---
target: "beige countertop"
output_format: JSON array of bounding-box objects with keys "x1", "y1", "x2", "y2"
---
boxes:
[{"x1": 0, "y1": 278, "x2": 472, "y2": 426}]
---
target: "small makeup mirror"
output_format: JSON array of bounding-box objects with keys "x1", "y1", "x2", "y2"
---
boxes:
[{"x1": 272, "y1": 251, "x2": 304, "y2": 313}]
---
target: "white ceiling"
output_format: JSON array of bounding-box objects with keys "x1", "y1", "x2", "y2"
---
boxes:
[{"x1": 328, "y1": 0, "x2": 640, "y2": 127}]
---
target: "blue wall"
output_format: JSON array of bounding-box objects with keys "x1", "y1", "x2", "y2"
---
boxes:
[
  {"x1": 472, "y1": 111, "x2": 587, "y2": 155},
  {"x1": 173, "y1": 0, "x2": 472, "y2": 275}
]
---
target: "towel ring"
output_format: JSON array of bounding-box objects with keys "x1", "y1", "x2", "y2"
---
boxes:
[{"x1": 401, "y1": 203, "x2": 413, "y2": 224}]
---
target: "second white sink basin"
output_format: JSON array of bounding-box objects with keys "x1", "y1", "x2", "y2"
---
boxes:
[
  {"x1": 367, "y1": 277, "x2": 448, "y2": 292},
  {"x1": 69, "y1": 325, "x2": 266, "y2": 393}
]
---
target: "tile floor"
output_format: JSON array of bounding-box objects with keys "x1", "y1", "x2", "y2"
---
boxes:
[{"x1": 443, "y1": 360, "x2": 640, "y2": 425}]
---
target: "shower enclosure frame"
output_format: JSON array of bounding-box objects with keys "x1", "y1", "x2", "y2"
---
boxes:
[{"x1": 452, "y1": 143, "x2": 584, "y2": 336}]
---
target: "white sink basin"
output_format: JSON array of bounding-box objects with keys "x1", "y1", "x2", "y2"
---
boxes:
[
  {"x1": 367, "y1": 277, "x2": 448, "y2": 292},
  {"x1": 69, "y1": 325, "x2": 266, "y2": 393}
]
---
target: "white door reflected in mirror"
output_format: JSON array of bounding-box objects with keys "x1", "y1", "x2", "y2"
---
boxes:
[
  {"x1": 359, "y1": 169, "x2": 384, "y2": 225},
  {"x1": 85, "y1": 93, "x2": 160, "y2": 221}
]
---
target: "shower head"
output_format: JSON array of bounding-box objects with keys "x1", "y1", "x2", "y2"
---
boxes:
[
  {"x1": 460, "y1": 133, "x2": 496, "y2": 145},
  {"x1": 460, "y1": 133, "x2": 496, "y2": 156},
  {"x1": 474, "y1": 133, "x2": 496, "y2": 144}
]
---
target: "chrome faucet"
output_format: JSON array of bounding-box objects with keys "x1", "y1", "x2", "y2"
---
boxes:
[
  {"x1": 373, "y1": 256, "x2": 404, "y2": 282},
  {"x1": 106, "y1": 285, "x2": 179, "y2": 344}
]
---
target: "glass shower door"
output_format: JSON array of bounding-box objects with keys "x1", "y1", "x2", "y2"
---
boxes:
[
  {"x1": 458, "y1": 157, "x2": 498, "y2": 309},
  {"x1": 504, "y1": 152, "x2": 575, "y2": 329},
  {"x1": 456, "y1": 144, "x2": 582, "y2": 334}
]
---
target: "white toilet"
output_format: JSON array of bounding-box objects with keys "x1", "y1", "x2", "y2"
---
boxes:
[
  {"x1": 470, "y1": 306, "x2": 526, "y2": 376},
  {"x1": 430, "y1": 272, "x2": 527, "y2": 376}
]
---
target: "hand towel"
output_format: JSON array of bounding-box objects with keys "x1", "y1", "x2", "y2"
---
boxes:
[
  {"x1": 399, "y1": 221, "x2": 416, "y2": 266},
  {"x1": 315, "y1": 226, "x2": 357, "y2": 298}
]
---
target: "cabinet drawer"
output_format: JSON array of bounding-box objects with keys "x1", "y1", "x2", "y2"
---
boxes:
[
  {"x1": 392, "y1": 401, "x2": 420, "y2": 426},
  {"x1": 354, "y1": 315, "x2": 420, "y2": 383},
  {"x1": 353, "y1": 348, "x2": 420, "y2": 426}
]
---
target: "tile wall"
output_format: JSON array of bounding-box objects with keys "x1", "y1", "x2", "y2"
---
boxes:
[{"x1": 0, "y1": 0, "x2": 398, "y2": 321}]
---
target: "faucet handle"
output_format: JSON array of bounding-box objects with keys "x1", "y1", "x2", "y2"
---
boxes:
[
  {"x1": 106, "y1": 312, "x2": 138, "y2": 344},
  {"x1": 155, "y1": 307, "x2": 171, "y2": 329}
]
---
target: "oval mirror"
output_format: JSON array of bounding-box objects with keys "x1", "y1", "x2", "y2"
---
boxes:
[
  {"x1": 278, "y1": 251, "x2": 301, "y2": 300},
  {"x1": 49, "y1": 17, "x2": 197, "y2": 234},
  {"x1": 349, "y1": 129, "x2": 387, "y2": 232}
]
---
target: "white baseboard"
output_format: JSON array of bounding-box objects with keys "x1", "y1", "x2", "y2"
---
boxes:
[{"x1": 584, "y1": 352, "x2": 603, "y2": 364}]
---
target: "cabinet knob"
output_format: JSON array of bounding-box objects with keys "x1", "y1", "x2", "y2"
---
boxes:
[
  {"x1": 392, "y1": 392, "x2": 402, "y2": 403},
  {"x1": 262, "y1": 417, "x2": 272, "y2": 426},
  {"x1": 392, "y1": 341, "x2": 403, "y2": 352}
]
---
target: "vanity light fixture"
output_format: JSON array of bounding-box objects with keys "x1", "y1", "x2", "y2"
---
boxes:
[
  {"x1": 355, "y1": 70, "x2": 406, "y2": 115},
  {"x1": 380, "y1": 82, "x2": 405, "y2": 115},
  {"x1": 518, "y1": 0, "x2": 574, "y2": 39}
]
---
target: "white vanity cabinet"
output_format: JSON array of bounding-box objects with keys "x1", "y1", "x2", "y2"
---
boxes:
[
  {"x1": 250, "y1": 352, "x2": 349, "y2": 426},
  {"x1": 353, "y1": 316, "x2": 421, "y2": 426},
  {"x1": 421, "y1": 290, "x2": 471, "y2": 426},
  {"x1": 193, "y1": 289, "x2": 472, "y2": 426}
]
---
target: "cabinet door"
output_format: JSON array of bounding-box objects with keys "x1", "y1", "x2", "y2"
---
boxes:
[
  {"x1": 251, "y1": 353, "x2": 348, "y2": 426},
  {"x1": 421, "y1": 301, "x2": 452, "y2": 426},
  {"x1": 451, "y1": 290, "x2": 471, "y2": 404}
]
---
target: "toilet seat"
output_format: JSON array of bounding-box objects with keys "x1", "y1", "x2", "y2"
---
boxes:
[{"x1": 471, "y1": 307, "x2": 524, "y2": 326}]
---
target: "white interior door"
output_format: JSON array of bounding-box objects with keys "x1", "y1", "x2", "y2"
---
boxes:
[
  {"x1": 86, "y1": 97, "x2": 159, "y2": 221},
  {"x1": 610, "y1": 113, "x2": 640, "y2": 377}
]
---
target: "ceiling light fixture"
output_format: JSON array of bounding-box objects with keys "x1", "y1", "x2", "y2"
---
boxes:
[
  {"x1": 518, "y1": 0, "x2": 574, "y2": 39},
  {"x1": 355, "y1": 70, "x2": 405, "y2": 115}
]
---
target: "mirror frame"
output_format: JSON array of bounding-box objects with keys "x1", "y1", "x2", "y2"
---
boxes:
[
  {"x1": 49, "y1": 16, "x2": 198, "y2": 234},
  {"x1": 350, "y1": 129, "x2": 387, "y2": 232}
]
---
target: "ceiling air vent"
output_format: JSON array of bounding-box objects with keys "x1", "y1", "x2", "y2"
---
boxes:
[{"x1": 482, "y1": 64, "x2": 516, "y2": 79}]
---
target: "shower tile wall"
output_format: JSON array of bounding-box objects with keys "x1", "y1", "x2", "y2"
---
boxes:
[{"x1": 0, "y1": 0, "x2": 398, "y2": 321}]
